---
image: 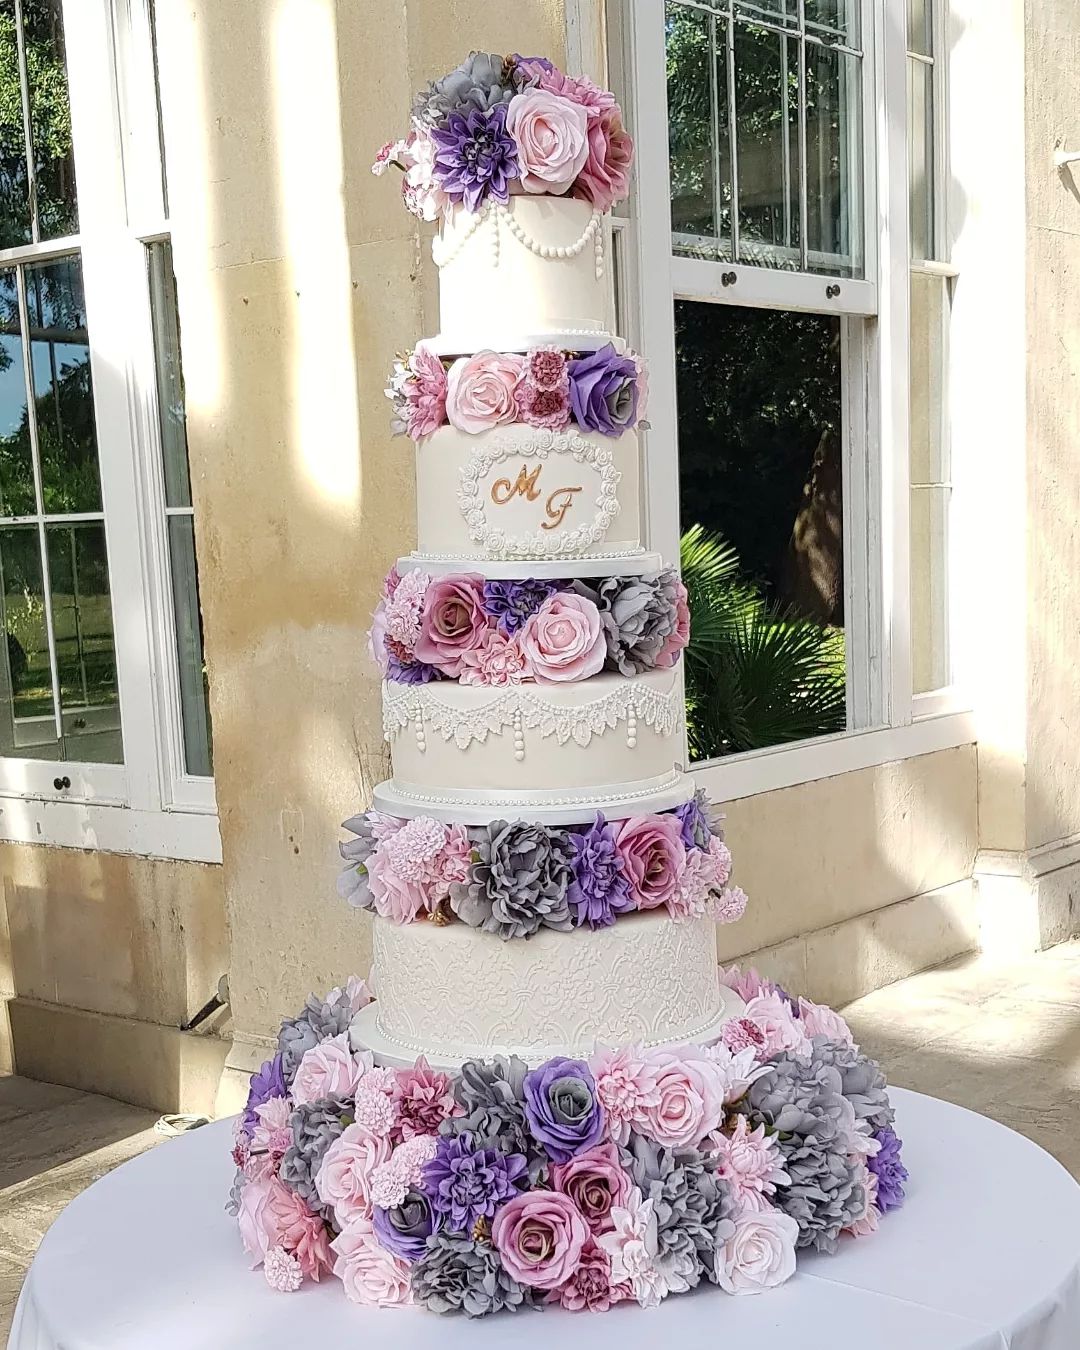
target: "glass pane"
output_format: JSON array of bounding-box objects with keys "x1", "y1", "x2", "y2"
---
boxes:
[
  {"x1": 0, "y1": 15, "x2": 32, "y2": 248},
  {"x1": 666, "y1": 2, "x2": 725, "y2": 250},
  {"x1": 806, "y1": 43, "x2": 862, "y2": 276},
  {"x1": 168, "y1": 514, "x2": 212, "y2": 776},
  {"x1": 908, "y1": 57, "x2": 933, "y2": 261},
  {"x1": 0, "y1": 523, "x2": 58, "y2": 756},
  {"x1": 0, "y1": 269, "x2": 36, "y2": 516},
  {"x1": 27, "y1": 255, "x2": 102, "y2": 514},
  {"x1": 147, "y1": 241, "x2": 191, "y2": 506},
  {"x1": 907, "y1": 0, "x2": 931, "y2": 56},
  {"x1": 23, "y1": 0, "x2": 77, "y2": 239},
  {"x1": 910, "y1": 270, "x2": 949, "y2": 695},
  {"x1": 46, "y1": 521, "x2": 122, "y2": 763},
  {"x1": 806, "y1": 0, "x2": 858, "y2": 44},
  {"x1": 734, "y1": 21, "x2": 799, "y2": 266},
  {"x1": 911, "y1": 486, "x2": 949, "y2": 694},
  {"x1": 675, "y1": 300, "x2": 846, "y2": 760}
]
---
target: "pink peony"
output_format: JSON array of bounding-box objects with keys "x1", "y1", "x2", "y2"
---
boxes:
[
  {"x1": 654, "y1": 580, "x2": 690, "y2": 668},
  {"x1": 251, "y1": 1096, "x2": 293, "y2": 1156},
  {"x1": 635, "y1": 1048, "x2": 727, "y2": 1148},
  {"x1": 720, "y1": 1017, "x2": 768, "y2": 1058},
  {"x1": 445, "y1": 351, "x2": 523, "y2": 434},
  {"x1": 414, "y1": 572, "x2": 489, "y2": 675},
  {"x1": 713, "y1": 1208, "x2": 799, "y2": 1295},
  {"x1": 708, "y1": 836, "x2": 733, "y2": 886},
  {"x1": 743, "y1": 991, "x2": 813, "y2": 1059},
  {"x1": 505, "y1": 89, "x2": 590, "y2": 195},
  {"x1": 382, "y1": 568, "x2": 430, "y2": 657},
  {"x1": 291, "y1": 1033, "x2": 369, "y2": 1108},
  {"x1": 525, "y1": 63, "x2": 618, "y2": 115},
  {"x1": 367, "y1": 845, "x2": 428, "y2": 922},
  {"x1": 516, "y1": 378, "x2": 571, "y2": 429},
  {"x1": 264, "y1": 1180, "x2": 334, "y2": 1281},
  {"x1": 711, "y1": 1117, "x2": 790, "y2": 1213},
  {"x1": 332, "y1": 1217, "x2": 413, "y2": 1306},
  {"x1": 709, "y1": 884, "x2": 749, "y2": 925},
  {"x1": 614, "y1": 813, "x2": 686, "y2": 911},
  {"x1": 573, "y1": 104, "x2": 634, "y2": 212},
  {"x1": 518, "y1": 592, "x2": 606, "y2": 683},
  {"x1": 458, "y1": 628, "x2": 531, "y2": 686},
  {"x1": 550, "y1": 1238, "x2": 622, "y2": 1312},
  {"x1": 551, "y1": 1142, "x2": 632, "y2": 1235},
  {"x1": 589, "y1": 1044, "x2": 662, "y2": 1146},
  {"x1": 667, "y1": 844, "x2": 717, "y2": 922},
  {"x1": 718, "y1": 964, "x2": 777, "y2": 1003},
  {"x1": 492, "y1": 1189, "x2": 589, "y2": 1290},
  {"x1": 314, "y1": 1123, "x2": 393, "y2": 1227},
  {"x1": 391, "y1": 1056, "x2": 459, "y2": 1140},
  {"x1": 429, "y1": 822, "x2": 472, "y2": 900},
  {"x1": 797, "y1": 996, "x2": 857, "y2": 1046}
]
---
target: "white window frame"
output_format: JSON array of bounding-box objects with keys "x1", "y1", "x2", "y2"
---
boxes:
[
  {"x1": 0, "y1": 0, "x2": 219, "y2": 862},
  {"x1": 571, "y1": 0, "x2": 973, "y2": 801}
]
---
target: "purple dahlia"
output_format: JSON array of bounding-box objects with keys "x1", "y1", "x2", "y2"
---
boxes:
[
  {"x1": 567, "y1": 813, "x2": 634, "y2": 928},
  {"x1": 386, "y1": 653, "x2": 441, "y2": 684},
  {"x1": 241, "y1": 1054, "x2": 286, "y2": 1137},
  {"x1": 430, "y1": 104, "x2": 518, "y2": 213},
  {"x1": 481, "y1": 578, "x2": 561, "y2": 636},
  {"x1": 421, "y1": 1131, "x2": 528, "y2": 1232},
  {"x1": 868, "y1": 1127, "x2": 908, "y2": 1212}
]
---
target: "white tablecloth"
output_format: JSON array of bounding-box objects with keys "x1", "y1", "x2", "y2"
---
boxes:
[{"x1": 8, "y1": 1088, "x2": 1080, "y2": 1350}]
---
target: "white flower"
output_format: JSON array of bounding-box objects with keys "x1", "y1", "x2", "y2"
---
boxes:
[
  {"x1": 702, "y1": 1042, "x2": 773, "y2": 1104},
  {"x1": 598, "y1": 1188, "x2": 672, "y2": 1307},
  {"x1": 714, "y1": 1207, "x2": 799, "y2": 1295}
]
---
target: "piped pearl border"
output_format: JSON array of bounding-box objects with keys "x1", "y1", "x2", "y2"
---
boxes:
[{"x1": 432, "y1": 200, "x2": 606, "y2": 281}]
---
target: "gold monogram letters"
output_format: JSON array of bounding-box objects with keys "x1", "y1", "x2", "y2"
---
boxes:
[{"x1": 490, "y1": 462, "x2": 582, "y2": 531}]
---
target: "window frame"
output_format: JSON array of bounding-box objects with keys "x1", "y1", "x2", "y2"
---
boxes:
[
  {"x1": 579, "y1": 0, "x2": 972, "y2": 800},
  {"x1": 0, "y1": 0, "x2": 219, "y2": 861}
]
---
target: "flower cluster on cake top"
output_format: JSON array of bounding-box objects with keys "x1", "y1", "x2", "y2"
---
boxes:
[
  {"x1": 229, "y1": 971, "x2": 907, "y2": 1314},
  {"x1": 386, "y1": 342, "x2": 647, "y2": 442},
  {"x1": 337, "y1": 794, "x2": 746, "y2": 939},
  {"x1": 368, "y1": 566, "x2": 688, "y2": 686},
  {"x1": 372, "y1": 53, "x2": 633, "y2": 220}
]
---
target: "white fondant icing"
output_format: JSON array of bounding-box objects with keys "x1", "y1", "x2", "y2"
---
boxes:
[
  {"x1": 396, "y1": 550, "x2": 662, "y2": 580},
  {"x1": 353, "y1": 910, "x2": 743, "y2": 1067}
]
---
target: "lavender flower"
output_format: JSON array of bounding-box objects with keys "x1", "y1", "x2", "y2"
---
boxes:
[
  {"x1": 482, "y1": 578, "x2": 560, "y2": 636},
  {"x1": 386, "y1": 654, "x2": 441, "y2": 684},
  {"x1": 241, "y1": 1055, "x2": 286, "y2": 1137},
  {"x1": 431, "y1": 105, "x2": 518, "y2": 213},
  {"x1": 567, "y1": 813, "x2": 633, "y2": 928},
  {"x1": 567, "y1": 343, "x2": 640, "y2": 436},
  {"x1": 868, "y1": 1128, "x2": 908, "y2": 1212},
  {"x1": 373, "y1": 1189, "x2": 438, "y2": 1263},
  {"x1": 422, "y1": 1131, "x2": 528, "y2": 1232},
  {"x1": 411, "y1": 1232, "x2": 532, "y2": 1317},
  {"x1": 675, "y1": 791, "x2": 712, "y2": 851},
  {"x1": 523, "y1": 1057, "x2": 605, "y2": 1163}
]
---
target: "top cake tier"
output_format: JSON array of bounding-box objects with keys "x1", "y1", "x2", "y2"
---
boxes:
[{"x1": 428, "y1": 197, "x2": 612, "y2": 356}]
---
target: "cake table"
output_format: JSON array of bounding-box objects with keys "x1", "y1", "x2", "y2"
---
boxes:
[{"x1": 9, "y1": 1088, "x2": 1080, "y2": 1350}]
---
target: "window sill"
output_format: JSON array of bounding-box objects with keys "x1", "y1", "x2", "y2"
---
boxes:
[
  {"x1": 0, "y1": 795, "x2": 222, "y2": 864},
  {"x1": 689, "y1": 709, "x2": 976, "y2": 802}
]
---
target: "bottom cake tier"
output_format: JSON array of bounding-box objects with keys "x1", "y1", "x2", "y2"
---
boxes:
[{"x1": 350, "y1": 910, "x2": 743, "y2": 1068}]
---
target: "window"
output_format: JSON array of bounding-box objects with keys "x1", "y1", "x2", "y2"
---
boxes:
[
  {"x1": 602, "y1": 0, "x2": 971, "y2": 797},
  {"x1": 0, "y1": 0, "x2": 217, "y2": 859}
]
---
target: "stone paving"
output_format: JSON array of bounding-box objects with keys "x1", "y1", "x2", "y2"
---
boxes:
[{"x1": 2, "y1": 938, "x2": 1080, "y2": 1337}]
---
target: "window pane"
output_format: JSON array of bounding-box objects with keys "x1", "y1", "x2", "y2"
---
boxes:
[
  {"x1": 148, "y1": 241, "x2": 190, "y2": 506},
  {"x1": 0, "y1": 269, "x2": 36, "y2": 516},
  {"x1": 666, "y1": 2, "x2": 725, "y2": 250},
  {"x1": 806, "y1": 43, "x2": 862, "y2": 276},
  {"x1": 23, "y1": 0, "x2": 78, "y2": 240},
  {"x1": 46, "y1": 521, "x2": 122, "y2": 763},
  {"x1": 167, "y1": 515, "x2": 212, "y2": 776},
  {"x1": 0, "y1": 16, "x2": 33, "y2": 247},
  {"x1": 734, "y1": 20, "x2": 799, "y2": 266},
  {"x1": 675, "y1": 300, "x2": 846, "y2": 760},
  {"x1": 0, "y1": 523, "x2": 58, "y2": 757},
  {"x1": 27, "y1": 255, "x2": 102, "y2": 514},
  {"x1": 907, "y1": 0, "x2": 931, "y2": 57},
  {"x1": 907, "y1": 57, "x2": 933, "y2": 261}
]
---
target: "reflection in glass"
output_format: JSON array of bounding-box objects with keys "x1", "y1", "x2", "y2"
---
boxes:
[
  {"x1": 675, "y1": 300, "x2": 846, "y2": 760},
  {"x1": 907, "y1": 0, "x2": 931, "y2": 56},
  {"x1": 0, "y1": 269, "x2": 36, "y2": 516},
  {"x1": 27, "y1": 256, "x2": 102, "y2": 514},
  {"x1": 0, "y1": 16, "x2": 32, "y2": 248},
  {"x1": 148, "y1": 241, "x2": 191, "y2": 506},
  {"x1": 168, "y1": 516, "x2": 212, "y2": 776},
  {"x1": 46, "y1": 521, "x2": 122, "y2": 763},
  {"x1": 0, "y1": 525, "x2": 52, "y2": 731},
  {"x1": 908, "y1": 57, "x2": 933, "y2": 261},
  {"x1": 734, "y1": 20, "x2": 798, "y2": 266},
  {"x1": 23, "y1": 0, "x2": 78, "y2": 240},
  {"x1": 806, "y1": 44, "x2": 862, "y2": 276},
  {"x1": 666, "y1": 2, "x2": 723, "y2": 247}
]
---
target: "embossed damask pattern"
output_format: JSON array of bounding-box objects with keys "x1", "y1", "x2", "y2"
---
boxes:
[{"x1": 371, "y1": 912, "x2": 724, "y2": 1062}]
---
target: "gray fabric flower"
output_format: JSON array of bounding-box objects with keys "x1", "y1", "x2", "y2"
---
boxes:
[
  {"x1": 572, "y1": 568, "x2": 682, "y2": 676},
  {"x1": 279, "y1": 1096, "x2": 349, "y2": 1215},
  {"x1": 411, "y1": 1233, "x2": 532, "y2": 1317},
  {"x1": 619, "y1": 1133, "x2": 737, "y2": 1288},
  {"x1": 336, "y1": 813, "x2": 378, "y2": 909},
  {"x1": 277, "y1": 993, "x2": 354, "y2": 1082},
  {"x1": 440, "y1": 1056, "x2": 547, "y2": 1185},
  {"x1": 810, "y1": 1037, "x2": 895, "y2": 1132},
  {"x1": 450, "y1": 821, "x2": 573, "y2": 940},
  {"x1": 411, "y1": 52, "x2": 515, "y2": 129},
  {"x1": 225, "y1": 1167, "x2": 246, "y2": 1217}
]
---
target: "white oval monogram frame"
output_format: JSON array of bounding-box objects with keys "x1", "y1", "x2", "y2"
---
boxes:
[{"x1": 457, "y1": 425, "x2": 622, "y2": 560}]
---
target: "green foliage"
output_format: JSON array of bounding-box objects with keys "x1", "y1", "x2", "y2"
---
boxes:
[{"x1": 681, "y1": 523, "x2": 846, "y2": 760}]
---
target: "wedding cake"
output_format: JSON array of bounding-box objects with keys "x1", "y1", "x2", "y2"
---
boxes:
[{"x1": 228, "y1": 53, "x2": 906, "y2": 1317}]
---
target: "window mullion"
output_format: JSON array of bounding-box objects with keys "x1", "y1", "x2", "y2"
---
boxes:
[
  {"x1": 722, "y1": 11, "x2": 739, "y2": 262},
  {"x1": 12, "y1": 0, "x2": 39, "y2": 244},
  {"x1": 796, "y1": 1, "x2": 810, "y2": 271}
]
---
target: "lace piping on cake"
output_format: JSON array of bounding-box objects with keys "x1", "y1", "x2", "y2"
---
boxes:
[
  {"x1": 380, "y1": 769, "x2": 684, "y2": 809},
  {"x1": 458, "y1": 426, "x2": 622, "y2": 559},
  {"x1": 432, "y1": 201, "x2": 605, "y2": 280},
  {"x1": 407, "y1": 545, "x2": 646, "y2": 563},
  {"x1": 382, "y1": 679, "x2": 682, "y2": 749}
]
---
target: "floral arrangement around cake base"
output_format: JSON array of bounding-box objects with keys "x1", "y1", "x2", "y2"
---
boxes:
[{"x1": 229, "y1": 967, "x2": 908, "y2": 1315}]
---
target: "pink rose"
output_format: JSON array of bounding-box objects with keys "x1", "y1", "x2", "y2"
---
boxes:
[
  {"x1": 331, "y1": 1217, "x2": 412, "y2": 1306},
  {"x1": 614, "y1": 813, "x2": 686, "y2": 910},
  {"x1": 366, "y1": 600, "x2": 390, "y2": 676},
  {"x1": 445, "y1": 351, "x2": 523, "y2": 433},
  {"x1": 492, "y1": 1189, "x2": 589, "y2": 1290},
  {"x1": 413, "y1": 573, "x2": 489, "y2": 676},
  {"x1": 518, "y1": 592, "x2": 606, "y2": 683},
  {"x1": 743, "y1": 991, "x2": 813, "y2": 1059},
  {"x1": 551, "y1": 1142, "x2": 631, "y2": 1234},
  {"x1": 292, "y1": 1032, "x2": 369, "y2": 1108},
  {"x1": 655, "y1": 580, "x2": 690, "y2": 669},
  {"x1": 797, "y1": 997, "x2": 856, "y2": 1046},
  {"x1": 263, "y1": 1180, "x2": 334, "y2": 1281},
  {"x1": 505, "y1": 89, "x2": 590, "y2": 195},
  {"x1": 366, "y1": 846, "x2": 428, "y2": 922},
  {"x1": 573, "y1": 104, "x2": 634, "y2": 212},
  {"x1": 237, "y1": 1175, "x2": 282, "y2": 1267},
  {"x1": 635, "y1": 1048, "x2": 727, "y2": 1148},
  {"x1": 314, "y1": 1123, "x2": 393, "y2": 1227},
  {"x1": 713, "y1": 1208, "x2": 799, "y2": 1295},
  {"x1": 458, "y1": 628, "x2": 531, "y2": 686}
]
